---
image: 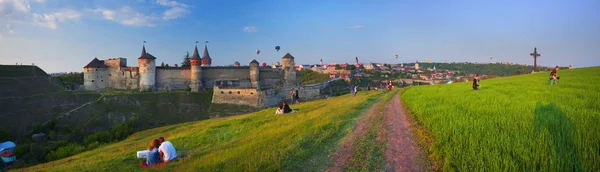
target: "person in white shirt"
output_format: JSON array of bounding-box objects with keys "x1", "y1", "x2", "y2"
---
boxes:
[{"x1": 158, "y1": 137, "x2": 178, "y2": 162}]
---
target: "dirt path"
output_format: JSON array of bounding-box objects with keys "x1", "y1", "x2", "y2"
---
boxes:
[
  {"x1": 384, "y1": 93, "x2": 426, "y2": 172},
  {"x1": 327, "y1": 97, "x2": 382, "y2": 172}
]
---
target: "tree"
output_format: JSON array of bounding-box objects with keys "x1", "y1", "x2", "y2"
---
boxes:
[
  {"x1": 335, "y1": 64, "x2": 342, "y2": 70},
  {"x1": 165, "y1": 63, "x2": 170, "y2": 67},
  {"x1": 346, "y1": 65, "x2": 357, "y2": 70},
  {"x1": 181, "y1": 51, "x2": 191, "y2": 67},
  {"x1": 161, "y1": 62, "x2": 165, "y2": 67}
]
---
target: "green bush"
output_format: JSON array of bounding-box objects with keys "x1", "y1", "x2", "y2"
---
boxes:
[
  {"x1": 300, "y1": 70, "x2": 330, "y2": 85},
  {"x1": 45, "y1": 143, "x2": 86, "y2": 161}
]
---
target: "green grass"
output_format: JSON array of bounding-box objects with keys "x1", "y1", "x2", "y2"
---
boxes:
[
  {"x1": 401, "y1": 67, "x2": 600, "y2": 171},
  {"x1": 347, "y1": 89, "x2": 399, "y2": 171},
  {"x1": 16, "y1": 90, "x2": 384, "y2": 171},
  {"x1": 0, "y1": 65, "x2": 48, "y2": 77}
]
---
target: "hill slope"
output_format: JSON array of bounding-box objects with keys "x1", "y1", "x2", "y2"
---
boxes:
[
  {"x1": 401, "y1": 67, "x2": 600, "y2": 171},
  {"x1": 16, "y1": 91, "x2": 385, "y2": 171}
]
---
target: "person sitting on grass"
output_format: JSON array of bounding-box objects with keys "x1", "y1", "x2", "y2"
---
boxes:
[
  {"x1": 473, "y1": 74, "x2": 480, "y2": 90},
  {"x1": 158, "y1": 137, "x2": 178, "y2": 162},
  {"x1": 276, "y1": 101, "x2": 293, "y2": 114},
  {"x1": 141, "y1": 139, "x2": 161, "y2": 168}
]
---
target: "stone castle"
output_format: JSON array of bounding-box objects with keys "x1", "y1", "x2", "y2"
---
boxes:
[{"x1": 83, "y1": 44, "x2": 320, "y2": 108}]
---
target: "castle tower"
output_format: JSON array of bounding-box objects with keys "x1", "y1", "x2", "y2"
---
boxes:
[
  {"x1": 83, "y1": 58, "x2": 109, "y2": 91},
  {"x1": 415, "y1": 60, "x2": 419, "y2": 70},
  {"x1": 320, "y1": 58, "x2": 323, "y2": 66},
  {"x1": 282, "y1": 53, "x2": 299, "y2": 87},
  {"x1": 201, "y1": 45, "x2": 212, "y2": 67},
  {"x1": 190, "y1": 44, "x2": 203, "y2": 92},
  {"x1": 138, "y1": 45, "x2": 157, "y2": 91},
  {"x1": 354, "y1": 57, "x2": 359, "y2": 67},
  {"x1": 249, "y1": 59, "x2": 260, "y2": 88}
]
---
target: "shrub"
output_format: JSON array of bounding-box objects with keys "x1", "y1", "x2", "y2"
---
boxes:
[{"x1": 45, "y1": 143, "x2": 85, "y2": 161}]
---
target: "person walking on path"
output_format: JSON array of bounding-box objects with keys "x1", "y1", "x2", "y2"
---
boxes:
[
  {"x1": 550, "y1": 66, "x2": 560, "y2": 86},
  {"x1": 350, "y1": 84, "x2": 356, "y2": 97},
  {"x1": 353, "y1": 84, "x2": 358, "y2": 96}
]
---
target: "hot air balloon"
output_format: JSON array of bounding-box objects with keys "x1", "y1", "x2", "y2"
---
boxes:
[
  {"x1": 256, "y1": 50, "x2": 260, "y2": 55},
  {"x1": 426, "y1": 58, "x2": 431, "y2": 63},
  {"x1": 395, "y1": 55, "x2": 399, "y2": 59},
  {"x1": 275, "y1": 46, "x2": 281, "y2": 52},
  {"x1": 262, "y1": 62, "x2": 267, "y2": 67}
]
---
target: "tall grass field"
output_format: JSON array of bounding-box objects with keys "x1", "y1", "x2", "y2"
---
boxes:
[
  {"x1": 401, "y1": 67, "x2": 600, "y2": 171},
  {"x1": 16, "y1": 90, "x2": 385, "y2": 171}
]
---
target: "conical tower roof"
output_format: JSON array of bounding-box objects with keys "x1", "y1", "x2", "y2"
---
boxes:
[
  {"x1": 138, "y1": 45, "x2": 157, "y2": 59},
  {"x1": 191, "y1": 45, "x2": 201, "y2": 60},
  {"x1": 201, "y1": 45, "x2": 211, "y2": 60}
]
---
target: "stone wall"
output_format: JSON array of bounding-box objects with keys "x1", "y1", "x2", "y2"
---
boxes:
[
  {"x1": 104, "y1": 58, "x2": 126, "y2": 68},
  {"x1": 83, "y1": 68, "x2": 109, "y2": 90},
  {"x1": 212, "y1": 86, "x2": 260, "y2": 107},
  {"x1": 202, "y1": 67, "x2": 250, "y2": 88},
  {"x1": 108, "y1": 67, "x2": 139, "y2": 90},
  {"x1": 155, "y1": 68, "x2": 191, "y2": 91}
]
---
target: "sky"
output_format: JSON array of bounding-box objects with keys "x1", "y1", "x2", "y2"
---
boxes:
[{"x1": 0, "y1": 0, "x2": 599, "y2": 73}]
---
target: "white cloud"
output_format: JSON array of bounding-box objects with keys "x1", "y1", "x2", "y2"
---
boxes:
[
  {"x1": 35, "y1": 0, "x2": 45, "y2": 3},
  {"x1": 162, "y1": 6, "x2": 188, "y2": 20},
  {"x1": 349, "y1": 25, "x2": 365, "y2": 29},
  {"x1": 0, "y1": 0, "x2": 32, "y2": 21},
  {"x1": 7, "y1": 24, "x2": 14, "y2": 33},
  {"x1": 88, "y1": 6, "x2": 155, "y2": 27},
  {"x1": 32, "y1": 10, "x2": 82, "y2": 29},
  {"x1": 244, "y1": 26, "x2": 257, "y2": 32},
  {"x1": 154, "y1": 0, "x2": 187, "y2": 7}
]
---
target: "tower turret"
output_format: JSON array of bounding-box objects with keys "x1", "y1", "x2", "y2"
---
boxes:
[
  {"x1": 282, "y1": 53, "x2": 299, "y2": 87},
  {"x1": 138, "y1": 45, "x2": 157, "y2": 91},
  {"x1": 201, "y1": 45, "x2": 212, "y2": 67},
  {"x1": 249, "y1": 59, "x2": 260, "y2": 88},
  {"x1": 190, "y1": 44, "x2": 203, "y2": 92},
  {"x1": 354, "y1": 57, "x2": 359, "y2": 67}
]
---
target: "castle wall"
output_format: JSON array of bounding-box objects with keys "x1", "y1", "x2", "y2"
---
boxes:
[
  {"x1": 258, "y1": 68, "x2": 283, "y2": 89},
  {"x1": 108, "y1": 67, "x2": 139, "y2": 90},
  {"x1": 202, "y1": 67, "x2": 251, "y2": 88},
  {"x1": 104, "y1": 58, "x2": 127, "y2": 68},
  {"x1": 83, "y1": 68, "x2": 109, "y2": 91},
  {"x1": 212, "y1": 86, "x2": 260, "y2": 107},
  {"x1": 155, "y1": 68, "x2": 191, "y2": 91}
]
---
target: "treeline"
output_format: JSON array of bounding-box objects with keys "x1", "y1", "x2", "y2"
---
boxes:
[
  {"x1": 9, "y1": 118, "x2": 137, "y2": 168},
  {"x1": 54, "y1": 72, "x2": 84, "y2": 85},
  {"x1": 404, "y1": 63, "x2": 548, "y2": 76}
]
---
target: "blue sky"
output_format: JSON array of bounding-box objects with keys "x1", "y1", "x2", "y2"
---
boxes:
[{"x1": 0, "y1": 0, "x2": 598, "y2": 73}]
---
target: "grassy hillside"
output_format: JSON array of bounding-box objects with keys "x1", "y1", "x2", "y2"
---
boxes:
[
  {"x1": 0, "y1": 65, "x2": 48, "y2": 77},
  {"x1": 401, "y1": 67, "x2": 600, "y2": 171},
  {"x1": 17, "y1": 90, "x2": 385, "y2": 171}
]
